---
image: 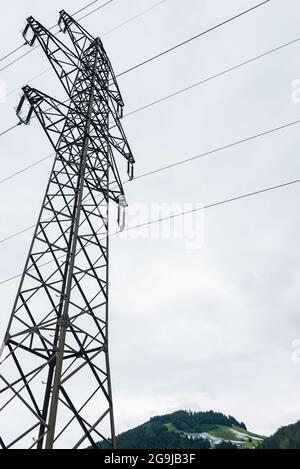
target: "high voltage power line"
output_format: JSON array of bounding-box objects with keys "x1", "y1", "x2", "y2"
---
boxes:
[
  {"x1": 116, "y1": 0, "x2": 271, "y2": 78},
  {"x1": 72, "y1": 0, "x2": 108, "y2": 16},
  {"x1": 0, "y1": 0, "x2": 292, "y2": 275},
  {"x1": 0, "y1": 0, "x2": 112, "y2": 64},
  {"x1": 3, "y1": 31, "x2": 300, "y2": 109},
  {"x1": 123, "y1": 178, "x2": 300, "y2": 231},
  {"x1": 1, "y1": 176, "x2": 299, "y2": 288},
  {"x1": 0, "y1": 0, "x2": 269, "y2": 81},
  {"x1": 0, "y1": 152, "x2": 53, "y2": 185},
  {"x1": 76, "y1": 0, "x2": 113, "y2": 21},
  {"x1": 124, "y1": 36, "x2": 300, "y2": 117},
  {"x1": 0, "y1": 0, "x2": 168, "y2": 75},
  {"x1": 0, "y1": 43, "x2": 26, "y2": 63},
  {"x1": 0, "y1": 0, "x2": 273, "y2": 139},
  {"x1": 2, "y1": 81, "x2": 300, "y2": 188},
  {"x1": 2, "y1": 0, "x2": 169, "y2": 101},
  {"x1": 101, "y1": 0, "x2": 167, "y2": 37},
  {"x1": 0, "y1": 122, "x2": 20, "y2": 138},
  {"x1": 0, "y1": 1, "x2": 113, "y2": 74},
  {"x1": 1, "y1": 114, "x2": 300, "y2": 246},
  {"x1": 0, "y1": 0, "x2": 295, "y2": 253}
]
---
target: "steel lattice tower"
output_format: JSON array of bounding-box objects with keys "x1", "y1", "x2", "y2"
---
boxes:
[{"x1": 0, "y1": 11, "x2": 134, "y2": 449}]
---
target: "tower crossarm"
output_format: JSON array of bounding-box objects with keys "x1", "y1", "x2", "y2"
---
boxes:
[
  {"x1": 22, "y1": 16, "x2": 135, "y2": 180},
  {"x1": 23, "y1": 16, "x2": 81, "y2": 97},
  {"x1": 23, "y1": 14, "x2": 124, "y2": 113},
  {"x1": 58, "y1": 10, "x2": 124, "y2": 109}
]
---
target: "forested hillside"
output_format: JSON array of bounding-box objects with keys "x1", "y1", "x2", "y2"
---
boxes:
[
  {"x1": 95, "y1": 410, "x2": 262, "y2": 449},
  {"x1": 261, "y1": 421, "x2": 300, "y2": 449}
]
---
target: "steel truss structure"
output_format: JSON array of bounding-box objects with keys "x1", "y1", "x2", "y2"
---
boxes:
[{"x1": 0, "y1": 10, "x2": 134, "y2": 449}]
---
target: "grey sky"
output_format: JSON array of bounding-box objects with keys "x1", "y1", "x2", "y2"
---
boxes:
[{"x1": 1, "y1": 0, "x2": 300, "y2": 440}]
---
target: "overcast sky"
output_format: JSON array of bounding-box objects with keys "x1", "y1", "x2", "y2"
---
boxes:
[{"x1": 1, "y1": 0, "x2": 300, "y2": 440}]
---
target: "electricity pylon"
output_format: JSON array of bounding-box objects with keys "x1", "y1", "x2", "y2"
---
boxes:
[{"x1": 0, "y1": 11, "x2": 134, "y2": 449}]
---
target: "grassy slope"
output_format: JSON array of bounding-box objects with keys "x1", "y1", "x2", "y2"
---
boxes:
[
  {"x1": 231, "y1": 424, "x2": 265, "y2": 439},
  {"x1": 164, "y1": 422, "x2": 264, "y2": 449},
  {"x1": 209, "y1": 425, "x2": 240, "y2": 441}
]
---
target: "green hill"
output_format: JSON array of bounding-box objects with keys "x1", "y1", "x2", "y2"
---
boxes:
[
  {"x1": 261, "y1": 421, "x2": 300, "y2": 449},
  {"x1": 95, "y1": 410, "x2": 264, "y2": 449}
]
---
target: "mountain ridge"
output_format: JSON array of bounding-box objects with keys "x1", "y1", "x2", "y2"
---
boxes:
[{"x1": 93, "y1": 409, "x2": 300, "y2": 449}]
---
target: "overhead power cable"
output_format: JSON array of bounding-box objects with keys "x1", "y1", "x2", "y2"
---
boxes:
[
  {"x1": 116, "y1": 0, "x2": 271, "y2": 77},
  {"x1": 1, "y1": 0, "x2": 168, "y2": 99},
  {"x1": 2, "y1": 108, "x2": 300, "y2": 190},
  {"x1": 1, "y1": 176, "x2": 299, "y2": 287},
  {"x1": 2, "y1": 4, "x2": 289, "y2": 142},
  {"x1": 0, "y1": 48, "x2": 36, "y2": 73},
  {"x1": 0, "y1": 224, "x2": 37, "y2": 245},
  {"x1": 129, "y1": 118, "x2": 300, "y2": 181},
  {"x1": 4, "y1": 67, "x2": 55, "y2": 99},
  {"x1": 0, "y1": 0, "x2": 274, "y2": 139},
  {"x1": 3, "y1": 14, "x2": 297, "y2": 106},
  {"x1": 101, "y1": 0, "x2": 168, "y2": 37},
  {"x1": 124, "y1": 36, "x2": 300, "y2": 117},
  {"x1": 123, "y1": 179, "x2": 300, "y2": 232},
  {"x1": 2, "y1": 29, "x2": 300, "y2": 132},
  {"x1": 0, "y1": 122, "x2": 21, "y2": 138},
  {"x1": 0, "y1": 153, "x2": 53, "y2": 185},
  {"x1": 0, "y1": 43, "x2": 26, "y2": 63},
  {"x1": 1, "y1": 114, "x2": 300, "y2": 244},
  {"x1": 0, "y1": 0, "x2": 113, "y2": 70},
  {"x1": 72, "y1": 0, "x2": 107, "y2": 16},
  {"x1": 0, "y1": 1, "x2": 270, "y2": 78},
  {"x1": 76, "y1": 0, "x2": 113, "y2": 21}
]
